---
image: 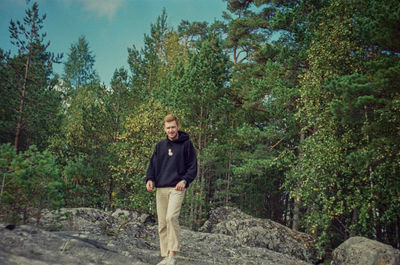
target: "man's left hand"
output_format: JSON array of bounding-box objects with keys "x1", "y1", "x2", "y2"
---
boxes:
[{"x1": 175, "y1": 180, "x2": 186, "y2": 191}]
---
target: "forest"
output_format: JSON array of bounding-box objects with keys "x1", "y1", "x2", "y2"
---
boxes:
[{"x1": 0, "y1": 0, "x2": 399, "y2": 258}]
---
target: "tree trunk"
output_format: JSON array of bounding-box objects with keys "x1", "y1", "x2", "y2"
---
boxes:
[
  {"x1": 107, "y1": 93, "x2": 121, "y2": 209},
  {"x1": 225, "y1": 122, "x2": 234, "y2": 205},
  {"x1": 364, "y1": 105, "x2": 377, "y2": 238},
  {"x1": 14, "y1": 50, "x2": 32, "y2": 151},
  {"x1": 192, "y1": 108, "x2": 203, "y2": 229},
  {"x1": 350, "y1": 208, "x2": 359, "y2": 237},
  {"x1": 397, "y1": 217, "x2": 400, "y2": 249},
  {"x1": 293, "y1": 132, "x2": 305, "y2": 230},
  {"x1": 14, "y1": 8, "x2": 38, "y2": 152}
]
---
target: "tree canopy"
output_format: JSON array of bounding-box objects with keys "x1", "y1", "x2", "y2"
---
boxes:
[{"x1": 1, "y1": 0, "x2": 399, "y2": 259}]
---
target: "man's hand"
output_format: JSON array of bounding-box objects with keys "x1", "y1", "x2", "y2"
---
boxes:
[
  {"x1": 146, "y1": 180, "x2": 154, "y2": 192},
  {"x1": 175, "y1": 180, "x2": 186, "y2": 191}
]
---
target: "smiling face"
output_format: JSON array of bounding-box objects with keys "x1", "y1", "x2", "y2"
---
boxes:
[{"x1": 164, "y1": 120, "x2": 180, "y2": 141}]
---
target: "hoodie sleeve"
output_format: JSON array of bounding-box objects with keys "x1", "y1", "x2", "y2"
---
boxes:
[
  {"x1": 145, "y1": 144, "x2": 157, "y2": 183},
  {"x1": 183, "y1": 140, "x2": 197, "y2": 187}
]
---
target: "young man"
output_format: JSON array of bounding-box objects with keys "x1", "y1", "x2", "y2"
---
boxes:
[{"x1": 145, "y1": 114, "x2": 197, "y2": 265}]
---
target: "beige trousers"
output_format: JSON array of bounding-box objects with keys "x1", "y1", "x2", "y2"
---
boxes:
[{"x1": 156, "y1": 187, "x2": 185, "y2": 257}]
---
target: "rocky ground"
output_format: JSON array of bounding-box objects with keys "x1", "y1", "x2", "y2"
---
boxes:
[{"x1": 0, "y1": 207, "x2": 399, "y2": 265}]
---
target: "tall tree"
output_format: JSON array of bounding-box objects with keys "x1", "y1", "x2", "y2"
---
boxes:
[
  {"x1": 161, "y1": 36, "x2": 232, "y2": 227},
  {"x1": 60, "y1": 82, "x2": 114, "y2": 208},
  {"x1": 6, "y1": 2, "x2": 61, "y2": 151},
  {"x1": 63, "y1": 36, "x2": 98, "y2": 90},
  {"x1": 0, "y1": 49, "x2": 14, "y2": 145},
  {"x1": 285, "y1": 0, "x2": 400, "y2": 254},
  {"x1": 109, "y1": 67, "x2": 131, "y2": 140},
  {"x1": 112, "y1": 98, "x2": 169, "y2": 212},
  {"x1": 105, "y1": 67, "x2": 132, "y2": 207},
  {"x1": 178, "y1": 20, "x2": 210, "y2": 51},
  {"x1": 217, "y1": 0, "x2": 311, "y2": 225},
  {"x1": 222, "y1": 0, "x2": 272, "y2": 66},
  {"x1": 127, "y1": 9, "x2": 174, "y2": 100}
]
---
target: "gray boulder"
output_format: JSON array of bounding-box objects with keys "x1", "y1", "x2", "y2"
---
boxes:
[
  {"x1": 32, "y1": 207, "x2": 151, "y2": 233},
  {"x1": 332, "y1": 236, "x2": 400, "y2": 265},
  {"x1": 0, "y1": 223, "x2": 148, "y2": 265},
  {"x1": 1, "y1": 208, "x2": 160, "y2": 265},
  {"x1": 200, "y1": 206, "x2": 317, "y2": 263},
  {"x1": 0, "y1": 207, "x2": 314, "y2": 265},
  {"x1": 179, "y1": 229, "x2": 312, "y2": 265}
]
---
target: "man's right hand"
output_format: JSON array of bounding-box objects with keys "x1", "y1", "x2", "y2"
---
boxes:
[{"x1": 146, "y1": 180, "x2": 154, "y2": 192}]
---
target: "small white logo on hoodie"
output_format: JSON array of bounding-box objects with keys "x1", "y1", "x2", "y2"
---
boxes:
[{"x1": 168, "y1": 149, "x2": 173, "y2": 156}]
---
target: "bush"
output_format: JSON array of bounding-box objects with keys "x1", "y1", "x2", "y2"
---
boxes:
[{"x1": 0, "y1": 143, "x2": 65, "y2": 224}]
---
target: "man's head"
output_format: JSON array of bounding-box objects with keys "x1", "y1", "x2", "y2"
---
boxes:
[{"x1": 164, "y1": 114, "x2": 180, "y2": 140}]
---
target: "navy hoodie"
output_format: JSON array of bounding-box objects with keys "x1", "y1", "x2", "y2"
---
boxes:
[{"x1": 145, "y1": 131, "x2": 197, "y2": 188}]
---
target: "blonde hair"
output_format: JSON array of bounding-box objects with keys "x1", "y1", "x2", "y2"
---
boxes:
[{"x1": 164, "y1": 114, "x2": 179, "y2": 126}]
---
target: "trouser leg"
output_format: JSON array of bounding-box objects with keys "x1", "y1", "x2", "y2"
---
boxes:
[
  {"x1": 166, "y1": 188, "x2": 185, "y2": 252},
  {"x1": 156, "y1": 188, "x2": 169, "y2": 257},
  {"x1": 156, "y1": 187, "x2": 185, "y2": 257}
]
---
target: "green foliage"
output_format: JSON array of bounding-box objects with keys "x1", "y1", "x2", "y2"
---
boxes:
[
  {"x1": 63, "y1": 35, "x2": 98, "y2": 90},
  {"x1": 1, "y1": 0, "x2": 400, "y2": 255},
  {"x1": 127, "y1": 8, "x2": 179, "y2": 100},
  {"x1": 49, "y1": 81, "x2": 116, "y2": 209},
  {"x1": 112, "y1": 99, "x2": 170, "y2": 213},
  {"x1": 0, "y1": 49, "x2": 15, "y2": 144},
  {"x1": 220, "y1": 0, "x2": 304, "y2": 223},
  {"x1": 286, "y1": 0, "x2": 400, "y2": 255},
  {"x1": 0, "y1": 143, "x2": 64, "y2": 224},
  {"x1": 222, "y1": 0, "x2": 272, "y2": 65},
  {"x1": 160, "y1": 36, "x2": 233, "y2": 228},
  {"x1": 62, "y1": 154, "x2": 97, "y2": 207},
  {"x1": 1, "y1": 2, "x2": 62, "y2": 151}
]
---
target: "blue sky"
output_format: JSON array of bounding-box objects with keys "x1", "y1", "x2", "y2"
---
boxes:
[{"x1": 0, "y1": 0, "x2": 227, "y2": 84}]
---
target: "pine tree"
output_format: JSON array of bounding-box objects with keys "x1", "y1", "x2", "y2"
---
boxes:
[
  {"x1": 127, "y1": 9, "x2": 173, "y2": 100},
  {"x1": 63, "y1": 36, "x2": 98, "y2": 90},
  {"x1": 285, "y1": 0, "x2": 400, "y2": 254},
  {"x1": 6, "y1": 2, "x2": 62, "y2": 151}
]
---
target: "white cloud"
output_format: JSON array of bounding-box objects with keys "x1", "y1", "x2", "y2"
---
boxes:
[{"x1": 63, "y1": 0, "x2": 126, "y2": 20}]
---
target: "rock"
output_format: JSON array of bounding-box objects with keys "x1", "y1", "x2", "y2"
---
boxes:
[
  {"x1": 331, "y1": 236, "x2": 400, "y2": 265},
  {"x1": 111, "y1": 208, "x2": 152, "y2": 225},
  {"x1": 0, "y1": 207, "x2": 315, "y2": 265},
  {"x1": 29, "y1": 207, "x2": 114, "y2": 232},
  {"x1": 0, "y1": 223, "x2": 149, "y2": 265},
  {"x1": 180, "y1": 229, "x2": 312, "y2": 265},
  {"x1": 200, "y1": 206, "x2": 317, "y2": 263}
]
